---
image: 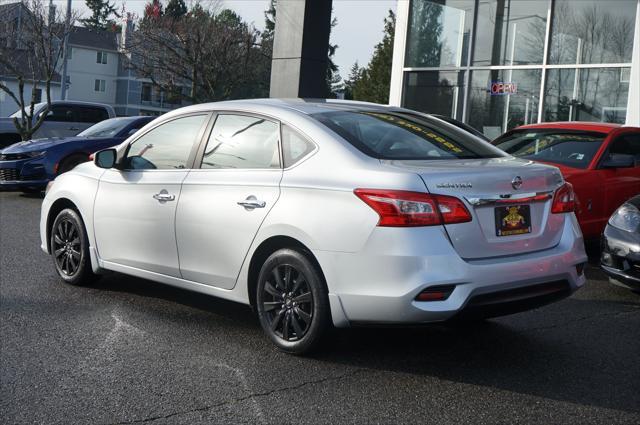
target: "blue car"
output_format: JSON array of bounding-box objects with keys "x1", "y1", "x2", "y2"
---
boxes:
[{"x1": 0, "y1": 116, "x2": 154, "y2": 192}]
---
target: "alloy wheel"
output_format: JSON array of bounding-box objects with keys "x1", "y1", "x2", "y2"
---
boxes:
[
  {"x1": 53, "y1": 218, "x2": 82, "y2": 276},
  {"x1": 261, "y1": 264, "x2": 314, "y2": 342}
]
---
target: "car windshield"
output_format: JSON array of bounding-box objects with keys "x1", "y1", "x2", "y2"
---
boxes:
[
  {"x1": 9, "y1": 102, "x2": 47, "y2": 118},
  {"x1": 78, "y1": 118, "x2": 134, "y2": 138},
  {"x1": 494, "y1": 130, "x2": 605, "y2": 169},
  {"x1": 312, "y1": 110, "x2": 505, "y2": 160}
]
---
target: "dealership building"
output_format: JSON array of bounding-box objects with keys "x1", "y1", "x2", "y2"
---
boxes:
[{"x1": 390, "y1": 0, "x2": 640, "y2": 138}]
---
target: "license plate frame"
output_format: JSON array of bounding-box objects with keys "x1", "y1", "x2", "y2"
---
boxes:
[{"x1": 494, "y1": 204, "x2": 532, "y2": 237}]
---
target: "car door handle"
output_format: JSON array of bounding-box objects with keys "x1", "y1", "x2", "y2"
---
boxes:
[
  {"x1": 68, "y1": 127, "x2": 80, "y2": 131},
  {"x1": 153, "y1": 191, "x2": 175, "y2": 202},
  {"x1": 237, "y1": 195, "x2": 266, "y2": 209}
]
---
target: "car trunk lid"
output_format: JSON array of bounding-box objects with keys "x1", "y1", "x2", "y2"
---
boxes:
[{"x1": 381, "y1": 157, "x2": 567, "y2": 260}]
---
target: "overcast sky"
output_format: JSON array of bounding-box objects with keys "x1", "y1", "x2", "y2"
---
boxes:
[{"x1": 46, "y1": 0, "x2": 398, "y2": 79}]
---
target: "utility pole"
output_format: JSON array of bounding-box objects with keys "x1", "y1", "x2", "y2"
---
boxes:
[{"x1": 60, "y1": 0, "x2": 72, "y2": 100}]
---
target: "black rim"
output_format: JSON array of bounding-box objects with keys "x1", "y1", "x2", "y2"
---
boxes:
[
  {"x1": 53, "y1": 218, "x2": 81, "y2": 276},
  {"x1": 261, "y1": 264, "x2": 313, "y2": 342}
]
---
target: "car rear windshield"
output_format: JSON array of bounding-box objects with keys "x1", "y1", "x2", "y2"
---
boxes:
[
  {"x1": 494, "y1": 130, "x2": 605, "y2": 169},
  {"x1": 311, "y1": 110, "x2": 505, "y2": 160}
]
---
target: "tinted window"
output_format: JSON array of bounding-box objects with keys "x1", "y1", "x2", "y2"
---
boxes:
[
  {"x1": 125, "y1": 115, "x2": 207, "y2": 170},
  {"x1": 494, "y1": 130, "x2": 605, "y2": 169},
  {"x1": 201, "y1": 114, "x2": 280, "y2": 169},
  {"x1": 282, "y1": 125, "x2": 315, "y2": 167},
  {"x1": 609, "y1": 134, "x2": 640, "y2": 162},
  {"x1": 44, "y1": 105, "x2": 74, "y2": 122},
  {"x1": 312, "y1": 111, "x2": 504, "y2": 160},
  {"x1": 75, "y1": 106, "x2": 109, "y2": 123}
]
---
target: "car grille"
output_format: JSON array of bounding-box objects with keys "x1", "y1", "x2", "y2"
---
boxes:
[
  {"x1": 0, "y1": 168, "x2": 20, "y2": 181},
  {"x1": 0, "y1": 153, "x2": 30, "y2": 161}
]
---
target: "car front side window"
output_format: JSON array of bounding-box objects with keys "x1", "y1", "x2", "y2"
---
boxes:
[
  {"x1": 201, "y1": 114, "x2": 280, "y2": 169},
  {"x1": 125, "y1": 114, "x2": 208, "y2": 170}
]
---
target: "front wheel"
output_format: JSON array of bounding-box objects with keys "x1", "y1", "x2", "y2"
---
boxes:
[
  {"x1": 50, "y1": 208, "x2": 98, "y2": 286},
  {"x1": 256, "y1": 248, "x2": 330, "y2": 355}
]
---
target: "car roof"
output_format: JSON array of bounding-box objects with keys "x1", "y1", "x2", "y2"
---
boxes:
[
  {"x1": 515, "y1": 121, "x2": 622, "y2": 134},
  {"x1": 169, "y1": 98, "x2": 401, "y2": 117}
]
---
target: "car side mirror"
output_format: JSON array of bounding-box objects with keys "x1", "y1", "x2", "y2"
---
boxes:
[
  {"x1": 601, "y1": 153, "x2": 635, "y2": 169},
  {"x1": 94, "y1": 148, "x2": 117, "y2": 169}
]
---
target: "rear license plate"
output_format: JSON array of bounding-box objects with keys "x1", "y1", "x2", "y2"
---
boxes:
[{"x1": 494, "y1": 204, "x2": 532, "y2": 237}]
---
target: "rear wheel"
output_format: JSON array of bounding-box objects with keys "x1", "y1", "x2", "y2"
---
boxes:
[
  {"x1": 256, "y1": 248, "x2": 330, "y2": 354},
  {"x1": 50, "y1": 208, "x2": 98, "y2": 285}
]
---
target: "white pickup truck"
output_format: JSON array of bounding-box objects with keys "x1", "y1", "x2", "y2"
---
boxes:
[{"x1": 0, "y1": 100, "x2": 116, "y2": 148}]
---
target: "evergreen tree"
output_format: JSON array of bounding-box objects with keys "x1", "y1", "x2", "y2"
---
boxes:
[
  {"x1": 165, "y1": 0, "x2": 188, "y2": 19},
  {"x1": 81, "y1": 0, "x2": 119, "y2": 31},
  {"x1": 350, "y1": 10, "x2": 395, "y2": 104},
  {"x1": 344, "y1": 61, "x2": 363, "y2": 100}
]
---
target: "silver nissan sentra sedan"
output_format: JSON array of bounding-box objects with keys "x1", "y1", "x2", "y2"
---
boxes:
[{"x1": 40, "y1": 99, "x2": 588, "y2": 354}]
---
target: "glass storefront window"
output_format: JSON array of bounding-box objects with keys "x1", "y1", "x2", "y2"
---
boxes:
[
  {"x1": 405, "y1": 0, "x2": 475, "y2": 68},
  {"x1": 403, "y1": 71, "x2": 465, "y2": 120},
  {"x1": 543, "y1": 68, "x2": 630, "y2": 123},
  {"x1": 473, "y1": 0, "x2": 548, "y2": 66},
  {"x1": 467, "y1": 69, "x2": 541, "y2": 138},
  {"x1": 549, "y1": 0, "x2": 638, "y2": 64}
]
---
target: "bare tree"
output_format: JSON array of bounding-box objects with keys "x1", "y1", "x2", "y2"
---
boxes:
[
  {"x1": 0, "y1": 0, "x2": 77, "y2": 140},
  {"x1": 123, "y1": 2, "x2": 269, "y2": 104}
]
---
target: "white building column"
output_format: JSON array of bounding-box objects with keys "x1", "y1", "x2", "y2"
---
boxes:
[
  {"x1": 626, "y1": 0, "x2": 640, "y2": 126},
  {"x1": 389, "y1": 0, "x2": 410, "y2": 106}
]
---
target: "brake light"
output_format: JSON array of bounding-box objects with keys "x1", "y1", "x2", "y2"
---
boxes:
[
  {"x1": 354, "y1": 189, "x2": 472, "y2": 227},
  {"x1": 551, "y1": 183, "x2": 576, "y2": 214}
]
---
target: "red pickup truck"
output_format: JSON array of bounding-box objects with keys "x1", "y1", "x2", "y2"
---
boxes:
[{"x1": 494, "y1": 122, "x2": 640, "y2": 240}]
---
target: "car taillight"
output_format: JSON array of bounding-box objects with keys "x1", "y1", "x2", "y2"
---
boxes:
[
  {"x1": 354, "y1": 189, "x2": 472, "y2": 227},
  {"x1": 551, "y1": 183, "x2": 576, "y2": 214}
]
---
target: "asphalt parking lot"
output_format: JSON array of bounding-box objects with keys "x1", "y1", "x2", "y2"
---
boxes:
[{"x1": 1, "y1": 191, "x2": 639, "y2": 424}]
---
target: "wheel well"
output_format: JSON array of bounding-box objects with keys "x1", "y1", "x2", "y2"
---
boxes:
[
  {"x1": 46, "y1": 198, "x2": 79, "y2": 253},
  {"x1": 247, "y1": 236, "x2": 326, "y2": 310},
  {"x1": 58, "y1": 153, "x2": 90, "y2": 174}
]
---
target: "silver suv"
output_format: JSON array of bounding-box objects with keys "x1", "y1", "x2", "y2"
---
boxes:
[{"x1": 1, "y1": 100, "x2": 116, "y2": 147}]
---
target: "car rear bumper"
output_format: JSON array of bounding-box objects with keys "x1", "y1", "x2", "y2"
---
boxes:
[{"x1": 317, "y1": 214, "x2": 587, "y2": 326}]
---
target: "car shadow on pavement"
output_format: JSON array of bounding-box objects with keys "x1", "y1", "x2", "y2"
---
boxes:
[{"x1": 87, "y1": 270, "x2": 639, "y2": 416}]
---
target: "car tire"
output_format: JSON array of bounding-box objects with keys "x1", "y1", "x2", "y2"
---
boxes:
[
  {"x1": 50, "y1": 208, "x2": 98, "y2": 286},
  {"x1": 256, "y1": 248, "x2": 330, "y2": 355},
  {"x1": 58, "y1": 154, "x2": 89, "y2": 175}
]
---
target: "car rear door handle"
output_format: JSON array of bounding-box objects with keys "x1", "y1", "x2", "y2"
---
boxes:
[
  {"x1": 153, "y1": 190, "x2": 175, "y2": 202},
  {"x1": 237, "y1": 195, "x2": 266, "y2": 209},
  {"x1": 68, "y1": 127, "x2": 79, "y2": 131}
]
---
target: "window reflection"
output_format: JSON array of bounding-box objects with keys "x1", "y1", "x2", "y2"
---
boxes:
[
  {"x1": 473, "y1": 0, "x2": 547, "y2": 66},
  {"x1": 405, "y1": 0, "x2": 474, "y2": 68},
  {"x1": 126, "y1": 115, "x2": 207, "y2": 170},
  {"x1": 468, "y1": 69, "x2": 541, "y2": 138},
  {"x1": 550, "y1": 0, "x2": 637, "y2": 64},
  {"x1": 202, "y1": 115, "x2": 280, "y2": 169},
  {"x1": 403, "y1": 71, "x2": 465, "y2": 120},
  {"x1": 544, "y1": 68, "x2": 630, "y2": 123}
]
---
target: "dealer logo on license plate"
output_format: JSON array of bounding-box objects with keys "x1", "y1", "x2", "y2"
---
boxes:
[{"x1": 495, "y1": 205, "x2": 532, "y2": 237}]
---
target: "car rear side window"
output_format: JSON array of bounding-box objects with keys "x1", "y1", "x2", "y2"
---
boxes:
[
  {"x1": 282, "y1": 125, "x2": 315, "y2": 167},
  {"x1": 609, "y1": 133, "x2": 640, "y2": 162},
  {"x1": 201, "y1": 114, "x2": 280, "y2": 169},
  {"x1": 494, "y1": 130, "x2": 605, "y2": 169},
  {"x1": 75, "y1": 106, "x2": 110, "y2": 123},
  {"x1": 44, "y1": 105, "x2": 74, "y2": 122},
  {"x1": 312, "y1": 110, "x2": 504, "y2": 160},
  {"x1": 125, "y1": 114, "x2": 208, "y2": 170}
]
